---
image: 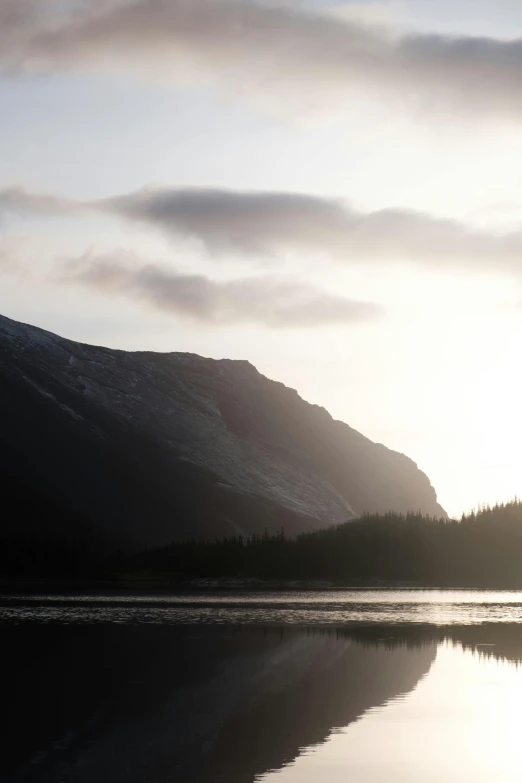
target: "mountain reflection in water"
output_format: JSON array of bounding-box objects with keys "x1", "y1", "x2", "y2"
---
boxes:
[{"x1": 3, "y1": 622, "x2": 522, "y2": 782}]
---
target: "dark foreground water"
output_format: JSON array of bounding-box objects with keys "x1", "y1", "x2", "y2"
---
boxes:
[{"x1": 3, "y1": 591, "x2": 522, "y2": 782}]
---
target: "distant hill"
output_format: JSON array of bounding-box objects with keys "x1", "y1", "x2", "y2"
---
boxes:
[{"x1": 0, "y1": 313, "x2": 445, "y2": 551}]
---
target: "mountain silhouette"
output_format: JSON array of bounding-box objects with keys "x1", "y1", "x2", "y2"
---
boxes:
[{"x1": 0, "y1": 313, "x2": 445, "y2": 549}]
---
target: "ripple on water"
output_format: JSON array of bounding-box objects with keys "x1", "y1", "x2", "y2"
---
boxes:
[{"x1": 2, "y1": 590, "x2": 522, "y2": 625}]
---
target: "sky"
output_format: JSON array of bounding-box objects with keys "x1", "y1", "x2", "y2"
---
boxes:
[{"x1": 2, "y1": 0, "x2": 522, "y2": 517}]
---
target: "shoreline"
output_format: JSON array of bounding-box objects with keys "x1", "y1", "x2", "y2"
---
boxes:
[{"x1": 2, "y1": 580, "x2": 521, "y2": 596}]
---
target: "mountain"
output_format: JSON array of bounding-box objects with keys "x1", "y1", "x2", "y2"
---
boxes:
[{"x1": 0, "y1": 313, "x2": 446, "y2": 550}]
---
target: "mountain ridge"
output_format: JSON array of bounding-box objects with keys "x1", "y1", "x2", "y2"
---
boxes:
[{"x1": 0, "y1": 313, "x2": 446, "y2": 549}]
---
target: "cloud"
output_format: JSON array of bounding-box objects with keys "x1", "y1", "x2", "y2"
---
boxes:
[
  {"x1": 4, "y1": 0, "x2": 522, "y2": 119},
  {"x1": 54, "y1": 251, "x2": 382, "y2": 327},
  {"x1": 103, "y1": 187, "x2": 522, "y2": 271},
  {"x1": 101, "y1": 188, "x2": 351, "y2": 257},
  {"x1": 3, "y1": 183, "x2": 522, "y2": 274},
  {"x1": 0, "y1": 186, "x2": 77, "y2": 219}
]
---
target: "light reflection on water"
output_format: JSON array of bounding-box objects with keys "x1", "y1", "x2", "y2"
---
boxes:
[
  {"x1": 3, "y1": 589, "x2": 522, "y2": 625},
  {"x1": 259, "y1": 641, "x2": 522, "y2": 783},
  {"x1": 4, "y1": 594, "x2": 522, "y2": 782}
]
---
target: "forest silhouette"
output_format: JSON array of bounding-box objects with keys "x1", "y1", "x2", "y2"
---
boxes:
[
  {"x1": 122, "y1": 500, "x2": 522, "y2": 588},
  {"x1": 5, "y1": 499, "x2": 522, "y2": 588}
]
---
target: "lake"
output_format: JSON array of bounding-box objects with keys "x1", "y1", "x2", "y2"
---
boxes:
[{"x1": 3, "y1": 590, "x2": 522, "y2": 782}]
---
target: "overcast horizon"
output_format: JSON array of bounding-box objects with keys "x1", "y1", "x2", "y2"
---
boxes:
[{"x1": 3, "y1": 0, "x2": 522, "y2": 516}]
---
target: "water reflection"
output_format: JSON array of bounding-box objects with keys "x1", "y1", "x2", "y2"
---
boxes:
[
  {"x1": 3, "y1": 622, "x2": 522, "y2": 782},
  {"x1": 261, "y1": 631, "x2": 522, "y2": 783}
]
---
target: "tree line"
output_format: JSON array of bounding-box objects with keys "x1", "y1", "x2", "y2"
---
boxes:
[
  {"x1": 4, "y1": 499, "x2": 522, "y2": 588},
  {"x1": 118, "y1": 500, "x2": 522, "y2": 588}
]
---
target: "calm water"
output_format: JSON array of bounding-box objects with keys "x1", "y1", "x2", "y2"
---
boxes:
[
  {"x1": 3, "y1": 591, "x2": 522, "y2": 782},
  {"x1": 3, "y1": 589, "x2": 522, "y2": 625}
]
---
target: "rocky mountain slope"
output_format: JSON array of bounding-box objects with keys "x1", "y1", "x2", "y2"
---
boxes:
[{"x1": 0, "y1": 314, "x2": 446, "y2": 549}]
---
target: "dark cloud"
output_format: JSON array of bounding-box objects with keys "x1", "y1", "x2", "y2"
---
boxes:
[
  {"x1": 55, "y1": 252, "x2": 382, "y2": 327},
  {"x1": 101, "y1": 188, "x2": 351, "y2": 257},
  {"x1": 0, "y1": 1, "x2": 41, "y2": 47},
  {"x1": 3, "y1": 183, "x2": 522, "y2": 273},
  {"x1": 103, "y1": 187, "x2": 522, "y2": 270},
  {"x1": 3, "y1": 0, "x2": 522, "y2": 118}
]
